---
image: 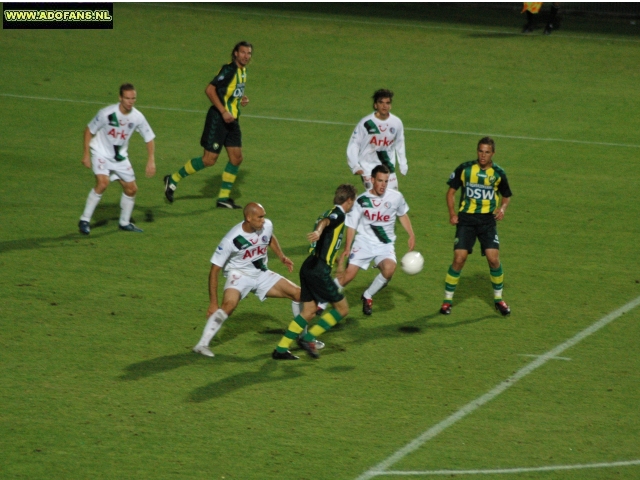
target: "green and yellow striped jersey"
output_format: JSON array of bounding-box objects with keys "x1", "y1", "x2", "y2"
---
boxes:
[
  {"x1": 309, "y1": 206, "x2": 346, "y2": 267},
  {"x1": 210, "y1": 62, "x2": 247, "y2": 119},
  {"x1": 447, "y1": 160, "x2": 512, "y2": 214}
]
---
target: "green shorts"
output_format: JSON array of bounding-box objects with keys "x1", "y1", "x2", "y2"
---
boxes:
[
  {"x1": 299, "y1": 255, "x2": 344, "y2": 304},
  {"x1": 200, "y1": 107, "x2": 242, "y2": 153},
  {"x1": 454, "y1": 212, "x2": 500, "y2": 255}
]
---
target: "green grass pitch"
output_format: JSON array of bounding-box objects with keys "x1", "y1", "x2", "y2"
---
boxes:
[{"x1": 1, "y1": 3, "x2": 639, "y2": 479}]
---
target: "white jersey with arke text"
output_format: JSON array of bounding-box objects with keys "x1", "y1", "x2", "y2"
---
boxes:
[
  {"x1": 346, "y1": 112, "x2": 407, "y2": 176},
  {"x1": 211, "y1": 220, "x2": 273, "y2": 278},
  {"x1": 346, "y1": 189, "x2": 409, "y2": 246},
  {"x1": 88, "y1": 104, "x2": 155, "y2": 162}
]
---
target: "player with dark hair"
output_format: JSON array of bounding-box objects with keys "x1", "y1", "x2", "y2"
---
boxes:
[
  {"x1": 440, "y1": 137, "x2": 513, "y2": 316},
  {"x1": 273, "y1": 184, "x2": 357, "y2": 360},
  {"x1": 164, "y1": 41, "x2": 253, "y2": 209},
  {"x1": 347, "y1": 88, "x2": 408, "y2": 191},
  {"x1": 336, "y1": 164, "x2": 415, "y2": 315},
  {"x1": 79, "y1": 83, "x2": 155, "y2": 234}
]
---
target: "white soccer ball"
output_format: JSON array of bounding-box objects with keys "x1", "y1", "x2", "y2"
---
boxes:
[{"x1": 401, "y1": 251, "x2": 424, "y2": 275}]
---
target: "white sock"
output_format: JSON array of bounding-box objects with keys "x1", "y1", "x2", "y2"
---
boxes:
[
  {"x1": 119, "y1": 193, "x2": 135, "y2": 227},
  {"x1": 196, "y1": 309, "x2": 229, "y2": 347},
  {"x1": 364, "y1": 273, "x2": 389, "y2": 298},
  {"x1": 291, "y1": 301, "x2": 301, "y2": 318},
  {"x1": 80, "y1": 189, "x2": 102, "y2": 222}
]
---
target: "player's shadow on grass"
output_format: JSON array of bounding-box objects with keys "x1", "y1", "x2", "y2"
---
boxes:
[
  {"x1": 188, "y1": 361, "x2": 356, "y2": 402},
  {"x1": 0, "y1": 231, "x2": 117, "y2": 254},
  {"x1": 172, "y1": 169, "x2": 248, "y2": 202},
  {"x1": 90, "y1": 202, "x2": 214, "y2": 232},
  {"x1": 119, "y1": 312, "x2": 289, "y2": 381},
  {"x1": 188, "y1": 360, "x2": 307, "y2": 402},
  {"x1": 120, "y1": 352, "x2": 206, "y2": 381}
]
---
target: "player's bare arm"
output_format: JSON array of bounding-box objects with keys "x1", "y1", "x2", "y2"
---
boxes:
[
  {"x1": 207, "y1": 264, "x2": 222, "y2": 316},
  {"x1": 446, "y1": 187, "x2": 459, "y2": 225},
  {"x1": 269, "y1": 235, "x2": 293, "y2": 273},
  {"x1": 81, "y1": 127, "x2": 93, "y2": 168},
  {"x1": 206, "y1": 83, "x2": 235, "y2": 124},
  {"x1": 306, "y1": 218, "x2": 330, "y2": 243},
  {"x1": 145, "y1": 139, "x2": 156, "y2": 178},
  {"x1": 398, "y1": 214, "x2": 415, "y2": 251},
  {"x1": 494, "y1": 196, "x2": 510, "y2": 221}
]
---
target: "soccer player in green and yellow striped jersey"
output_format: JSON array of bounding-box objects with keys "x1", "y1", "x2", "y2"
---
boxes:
[
  {"x1": 441, "y1": 137, "x2": 513, "y2": 317},
  {"x1": 273, "y1": 184, "x2": 357, "y2": 360},
  {"x1": 164, "y1": 41, "x2": 252, "y2": 209}
]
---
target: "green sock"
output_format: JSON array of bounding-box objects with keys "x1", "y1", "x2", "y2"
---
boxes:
[
  {"x1": 218, "y1": 162, "x2": 239, "y2": 200},
  {"x1": 303, "y1": 309, "x2": 343, "y2": 341},
  {"x1": 170, "y1": 157, "x2": 205, "y2": 184},
  {"x1": 443, "y1": 265, "x2": 461, "y2": 304},
  {"x1": 276, "y1": 315, "x2": 307, "y2": 353},
  {"x1": 490, "y1": 264, "x2": 504, "y2": 302}
]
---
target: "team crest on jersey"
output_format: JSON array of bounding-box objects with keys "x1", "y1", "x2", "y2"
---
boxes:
[
  {"x1": 128, "y1": 123, "x2": 134, "y2": 129},
  {"x1": 489, "y1": 175, "x2": 496, "y2": 183},
  {"x1": 390, "y1": 127, "x2": 396, "y2": 134},
  {"x1": 384, "y1": 202, "x2": 391, "y2": 209},
  {"x1": 262, "y1": 235, "x2": 268, "y2": 243}
]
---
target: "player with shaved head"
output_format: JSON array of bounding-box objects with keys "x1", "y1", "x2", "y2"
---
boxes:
[{"x1": 193, "y1": 202, "x2": 304, "y2": 357}]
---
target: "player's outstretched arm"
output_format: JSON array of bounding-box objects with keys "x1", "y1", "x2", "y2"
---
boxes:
[
  {"x1": 306, "y1": 218, "x2": 330, "y2": 243},
  {"x1": 269, "y1": 234, "x2": 293, "y2": 273}
]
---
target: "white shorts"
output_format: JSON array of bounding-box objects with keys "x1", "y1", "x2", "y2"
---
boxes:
[
  {"x1": 91, "y1": 154, "x2": 135, "y2": 183},
  {"x1": 361, "y1": 172, "x2": 398, "y2": 191},
  {"x1": 348, "y1": 237, "x2": 396, "y2": 270},
  {"x1": 224, "y1": 269, "x2": 283, "y2": 301}
]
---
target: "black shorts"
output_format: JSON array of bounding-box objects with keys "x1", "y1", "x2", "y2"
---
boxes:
[
  {"x1": 299, "y1": 256, "x2": 344, "y2": 304},
  {"x1": 200, "y1": 107, "x2": 242, "y2": 153},
  {"x1": 454, "y1": 212, "x2": 500, "y2": 255}
]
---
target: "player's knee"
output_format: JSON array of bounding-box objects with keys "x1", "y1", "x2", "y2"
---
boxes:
[
  {"x1": 124, "y1": 184, "x2": 138, "y2": 196},
  {"x1": 202, "y1": 150, "x2": 218, "y2": 166},
  {"x1": 95, "y1": 178, "x2": 109, "y2": 193}
]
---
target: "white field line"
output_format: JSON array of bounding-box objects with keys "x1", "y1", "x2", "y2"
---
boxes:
[
  {"x1": 518, "y1": 354, "x2": 571, "y2": 361},
  {"x1": 2, "y1": 93, "x2": 640, "y2": 149},
  {"x1": 144, "y1": 3, "x2": 640, "y2": 44},
  {"x1": 383, "y1": 459, "x2": 640, "y2": 476},
  {"x1": 355, "y1": 295, "x2": 640, "y2": 480}
]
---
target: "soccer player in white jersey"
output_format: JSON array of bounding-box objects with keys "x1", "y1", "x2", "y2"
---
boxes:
[
  {"x1": 347, "y1": 89, "x2": 408, "y2": 191},
  {"x1": 193, "y1": 202, "x2": 310, "y2": 358},
  {"x1": 336, "y1": 164, "x2": 415, "y2": 315},
  {"x1": 78, "y1": 83, "x2": 156, "y2": 234}
]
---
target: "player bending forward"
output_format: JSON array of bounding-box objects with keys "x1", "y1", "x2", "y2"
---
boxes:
[{"x1": 193, "y1": 202, "x2": 316, "y2": 357}]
